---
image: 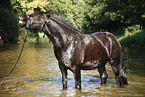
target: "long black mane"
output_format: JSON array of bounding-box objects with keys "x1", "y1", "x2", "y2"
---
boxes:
[
  {"x1": 28, "y1": 11, "x2": 81, "y2": 33},
  {"x1": 50, "y1": 16, "x2": 81, "y2": 33}
]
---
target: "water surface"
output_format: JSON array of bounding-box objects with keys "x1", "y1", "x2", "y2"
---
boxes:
[{"x1": 0, "y1": 39, "x2": 145, "y2": 97}]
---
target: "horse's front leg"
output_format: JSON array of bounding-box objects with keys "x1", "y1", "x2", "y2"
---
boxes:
[
  {"x1": 59, "y1": 64, "x2": 68, "y2": 89},
  {"x1": 73, "y1": 67, "x2": 81, "y2": 90}
]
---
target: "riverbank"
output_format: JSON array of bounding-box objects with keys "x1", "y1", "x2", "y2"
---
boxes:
[
  {"x1": 114, "y1": 25, "x2": 145, "y2": 48},
  {"x1": 5, "y1": 24, "x2": 145, "y2": 48}
]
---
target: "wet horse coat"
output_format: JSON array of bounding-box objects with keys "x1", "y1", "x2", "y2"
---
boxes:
[{"x1": 18, "y1": 11, "x2": 128, "y2": 90}]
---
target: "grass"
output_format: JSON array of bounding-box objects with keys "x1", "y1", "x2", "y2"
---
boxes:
[{"x1": 114, "y1": 25, "x2": 145, "y2": 47}]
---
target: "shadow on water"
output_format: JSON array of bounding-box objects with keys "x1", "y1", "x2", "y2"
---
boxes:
[
  {"x1": 0, "y1": 39, "x2": 145, "y2": 97},
  {"x1": 123, "y1": 47, "x2": 145, "y2": 77}
]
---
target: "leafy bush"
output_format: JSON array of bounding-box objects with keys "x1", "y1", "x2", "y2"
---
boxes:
[
  {"x1": 49, "y1": 0, "x2": 86, "y2": 30},
  {"x1": 117, "y1": 25, "x2": 145, "y2": 47},
  {"x1": 83, "y1": 0, "x2": 145, "y2": 33},
  {"x1": 16, "y1": 0, "x2": 49, "y2": 14},
  {"x1": 12, "y1": 0, "x2": 145, "y2": 46},
  {"x1": 0, "y1": 7, "x2": 19, "y2": 43}
]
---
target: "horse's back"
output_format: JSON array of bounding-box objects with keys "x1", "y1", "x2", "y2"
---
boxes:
[
  {"x1": 89, "y1": 32, "x2": 121, "y2": 61},
  {"x1": 90, "y1": 32, "x2": 121, "y2": 49}
]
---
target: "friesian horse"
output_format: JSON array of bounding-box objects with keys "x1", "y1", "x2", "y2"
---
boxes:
[{"x1": 17, "y1": 10, "x2": 128, "y2": 90}]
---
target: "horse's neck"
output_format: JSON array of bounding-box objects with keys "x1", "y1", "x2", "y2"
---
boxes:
[{"x1": 44, "y1": 19, "x2": 80, "y2": 47}]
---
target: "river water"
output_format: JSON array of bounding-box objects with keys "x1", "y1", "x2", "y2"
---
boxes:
[{"x1": 0, "y1": 38, "x2": 145, "y2": 97}]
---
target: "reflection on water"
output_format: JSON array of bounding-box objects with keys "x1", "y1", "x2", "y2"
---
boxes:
[{"x1": 0, "y1": 39, "x2": 145, "y2": 97}]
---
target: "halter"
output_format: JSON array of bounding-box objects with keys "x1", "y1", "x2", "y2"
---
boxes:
[{"x1": 25, "y1": 14, "x2": 48, "y2": 32}]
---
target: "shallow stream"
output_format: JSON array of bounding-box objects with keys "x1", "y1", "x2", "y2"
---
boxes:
[{"x1": 0, "y1": 39, "x2": 145, "y2": 97}]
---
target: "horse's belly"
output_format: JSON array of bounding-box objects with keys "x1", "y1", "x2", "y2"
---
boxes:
[{"x1": 81, "y1": 60, "x2": 100, "y2": 70}]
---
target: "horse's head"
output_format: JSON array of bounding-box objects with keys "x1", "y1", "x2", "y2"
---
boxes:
[
  {"x1": 17, "y1": 15, "x2": 28, "y2": 27},
  {"x1": 17, "y1": 10, "x2": 51, "y2": 32}
]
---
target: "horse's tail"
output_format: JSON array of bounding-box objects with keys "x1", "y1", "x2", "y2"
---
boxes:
[{"x1": 121, "y1": 52, "x2": 133, "y2": 81}]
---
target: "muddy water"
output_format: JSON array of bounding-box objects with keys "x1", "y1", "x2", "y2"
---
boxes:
[{"x1": 0, "y1": 40, "x2": 145, "y2": 97}]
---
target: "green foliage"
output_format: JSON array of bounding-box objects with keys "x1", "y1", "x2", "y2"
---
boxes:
[
  {"x1": 49, "y1": 0, "x2": 86, "y2": 30},
  {"x1": 117, "y1": 25, "x2": 145, "y2": 47},
  {"x1": 0, "y1": 0, "x2": 12, "y2": 10},
  {"x1": 83, "y1": 0, "x2": 145, "y2": 32},
  {"x1": 0, "y1": 8, "x2": 19, "y2": 33},
  {"x1": 0, "y1": 0, "x2": 19, "y2": 43},
  {"x1": 16, "y1": 0, "x2": 49, "y2": 14},
  {"x1": 15, "y1": 0, "x2": 145, "y2": 32},
  {"x1": 12, "y1": 0, "x2": 145, "y2": 46}
]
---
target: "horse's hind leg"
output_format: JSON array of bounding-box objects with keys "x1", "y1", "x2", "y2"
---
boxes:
[
  {"x1": 110, "y1": 60, "x2": 123, "y2": 87},
  {"x1": 98, "y1": 66, "x2": 108, "y2": 85}
]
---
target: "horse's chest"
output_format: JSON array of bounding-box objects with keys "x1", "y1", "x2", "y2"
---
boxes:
[{"x1": 61, "y1": 42, "x2": 75, "y2": 66}]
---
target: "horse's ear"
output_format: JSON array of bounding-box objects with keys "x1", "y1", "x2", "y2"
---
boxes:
[{"x1": 46, "y1": 8, "x2": 51, "y2": 18}]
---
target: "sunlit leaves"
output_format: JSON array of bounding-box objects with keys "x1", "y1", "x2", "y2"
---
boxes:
[
  {"x1": 17, "y1": 0, "x2": 50, "y2": 14},
  {"x1": 49, "y1": 0, "x2": 86, "y2": 30},
  {"x1": 13, "y1": 0, "x2": 145, "y2": 33}
]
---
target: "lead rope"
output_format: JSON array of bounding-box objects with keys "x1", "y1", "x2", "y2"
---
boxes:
[{"x1": 0, "y1": 30, "x2": 28, "y2": 78}]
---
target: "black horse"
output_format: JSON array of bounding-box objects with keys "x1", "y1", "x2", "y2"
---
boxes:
[{"x1": 17, "y1": 10, "x2": 128, "y2": 90}]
